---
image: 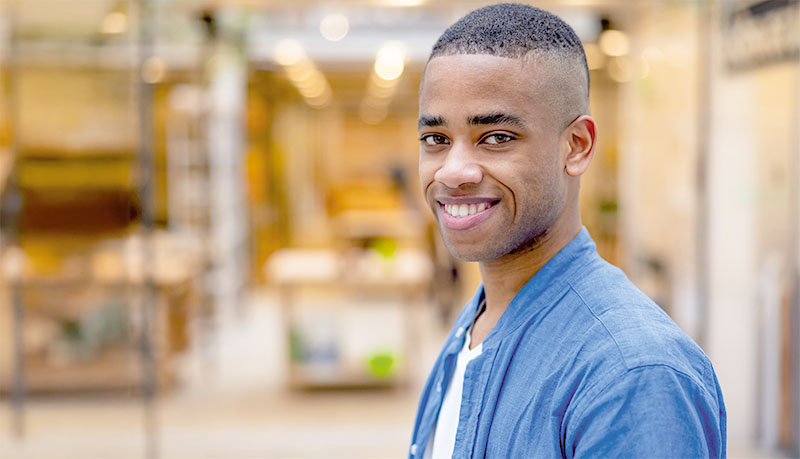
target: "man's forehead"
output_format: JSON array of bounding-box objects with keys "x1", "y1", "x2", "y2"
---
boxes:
[
  {"x1": 418, "y1": 52, "x2": 585, "y2": 131},
  {"x1": 418, "y1": 54, "x2": 549, "y2": 105},
  {"x1": 421, "y1": 52, "x2": 553, "y2": 82}
]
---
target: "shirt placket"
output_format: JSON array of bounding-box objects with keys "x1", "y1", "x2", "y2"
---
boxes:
[
  {"x1": 451, "y1": 343, "x2": 497, "y2": 458},
  {"x1": 410, "y1": 331, "x2": 463, "y2": 458}
]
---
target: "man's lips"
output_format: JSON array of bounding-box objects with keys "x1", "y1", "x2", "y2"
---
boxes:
[
  {"x1": 436, "y1": 197, "x2": 500, "y2": 230},
  {"x1": 436, "y1": 196, "x2": 499, "y2": 205}
]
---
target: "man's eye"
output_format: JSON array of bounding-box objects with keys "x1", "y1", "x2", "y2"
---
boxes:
[
  {"x1": 483, "y1": 133, "x2": 514, "y2": 145},
  {"x1": 421, "y1": 134, "x2": 449, "y2": 146}
]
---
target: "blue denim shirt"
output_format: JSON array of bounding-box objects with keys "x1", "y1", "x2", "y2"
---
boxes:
[{"x1": 410, "y1": 228, "x2": 726, "y2": 458}]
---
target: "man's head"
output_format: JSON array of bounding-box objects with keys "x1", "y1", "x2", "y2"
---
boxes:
[
  {"x1": 418, "y1": 3, "x2": 597, "y2": 262},
  {"x1": 429, "y1": 3, "x2": 590, "y2": 126}
]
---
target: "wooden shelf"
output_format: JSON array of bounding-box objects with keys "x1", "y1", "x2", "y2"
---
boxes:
[
  {"x1": 289, "y1": 363, "x2": 406, "y2": 390},
  {"x1": 267, "y1": 248, "x2": 431, "y2": 390},
  {"x1": 0, "y1": 272, "x2": 195, "y2": 395},
  {"x1": 8, "y1": 349, "x2": 176, "y2": 395}
]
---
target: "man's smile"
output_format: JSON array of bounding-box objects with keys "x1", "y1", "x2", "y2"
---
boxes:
[{"x1": 437, "y1": 197, "x2": 500, "y2": 230}]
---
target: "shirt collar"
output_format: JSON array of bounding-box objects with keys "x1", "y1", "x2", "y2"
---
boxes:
[
  {"x1": 473, "y1": 227, "x2": 597, "y2": 348},
  {"x1": 446, "y1": 287, "x2": 486, "y2": 355}
]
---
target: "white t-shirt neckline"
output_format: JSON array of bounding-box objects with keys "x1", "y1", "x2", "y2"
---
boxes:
[{"x1": 424, "y1": 324, "x2": 483, "y2": 459}]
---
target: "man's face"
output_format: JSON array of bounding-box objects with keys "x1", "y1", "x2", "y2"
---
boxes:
[{"x1": 418, "y1": 54, "x2": 571, "y2": 262}]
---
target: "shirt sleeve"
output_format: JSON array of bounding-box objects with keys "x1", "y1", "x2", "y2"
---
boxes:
[{"x1": 565, "y1": 364, "x2": 726, "y2": 458}]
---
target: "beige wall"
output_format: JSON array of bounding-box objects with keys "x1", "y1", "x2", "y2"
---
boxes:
[
  {"x1": 618, "y1": 3, "x2": 700, "y2": 334},
  {"x1": 614, "y1": 1, "x2": 800, "y2": 449},
  {"x1": 705, "y1": 4, "x2": 799, "y2": 451}
]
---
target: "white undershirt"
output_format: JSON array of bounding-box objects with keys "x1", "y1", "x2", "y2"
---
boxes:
[{"x1": 424, "y1": 327, "x2": 483, "y2": 459}]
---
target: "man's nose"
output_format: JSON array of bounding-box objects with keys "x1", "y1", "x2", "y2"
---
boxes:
[{"x1": 433, "y1": 143, "x2": 483, "y2": 188}]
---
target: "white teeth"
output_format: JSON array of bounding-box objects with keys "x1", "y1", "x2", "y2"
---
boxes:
[{"x1": 442, "y1": 201, "x2": 493, "y2": 218}]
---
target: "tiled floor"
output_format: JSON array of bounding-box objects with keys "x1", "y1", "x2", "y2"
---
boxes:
[{"x1": 1, "y1": 388, "x2": 420, "y2": 458}]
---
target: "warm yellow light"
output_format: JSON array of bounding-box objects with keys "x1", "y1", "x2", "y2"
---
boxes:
[
  {"x1": 307, "y1": 91, "x2": 332, "y2": 109},
  {"x1": 274, "y1": 39, "x2": 306, "y2": 66},
  {"x1": 599, "y1": 29, "x2": 629, "y2": 57},
  {"x1": 584, "y1": 43, "x2": 605, "y2": 70},
  {"x1": 359, "y1": 100, "x2": 388, "y2": 124},
  {"x1": 362, "y1": 94, "x2": 388, "y2": 110},
  {"x1": 142, "y1": 56, "x2": 165, "y2": 84},
  {"x1": 368, "y1": 83, "x2": 397, "y2": 99},
  {"x1": 320, "y1": 14, "x2": 349, "y2": 42},
  {"x1": 101, "y1": 11, "x2": 127, "y2": 35},
  {"x1": 286, "y1": 60, "x2": 316, "y2": 82},
  {"x1": 299, "y1": 79, "x2": 328, "y2": 99},
  {"x1": 374, "y1": 43, "x2": 405, "y2": 81},
  {"x1": 294, "y1": 72, "x2": 322, "y2": 89},
  {"x1": 279, "y1": 53, "x2": 333, "y2": 107},
  {"x1": 370, "y1": 71, "x2": 399, "y2": 89}
]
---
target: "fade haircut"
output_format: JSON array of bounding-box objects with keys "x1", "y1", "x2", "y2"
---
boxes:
[{"x1": 428, "y1": 3, "x2": 590, "y2": 123}]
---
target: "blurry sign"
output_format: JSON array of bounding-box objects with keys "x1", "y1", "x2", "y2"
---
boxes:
[{"x1": 724, "y1": 0, "x2": 800, "y2": 71}]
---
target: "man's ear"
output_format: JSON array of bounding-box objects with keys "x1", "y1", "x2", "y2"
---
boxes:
[{"x1": 564, "y1": 115, "x2": 596, "y2": 177}]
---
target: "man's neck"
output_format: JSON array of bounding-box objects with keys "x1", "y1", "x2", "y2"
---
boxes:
[
  {"x1": 478, "y1": 219, "x2": 581, "y2": 316},
  {"x1": 467, "y1": 220, "x2": 580, "y2": 350}
]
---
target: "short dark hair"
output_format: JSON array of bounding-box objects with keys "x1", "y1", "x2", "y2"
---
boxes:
[{"x1": 429, "y1": 3, "x2": 589, "y2": 116}]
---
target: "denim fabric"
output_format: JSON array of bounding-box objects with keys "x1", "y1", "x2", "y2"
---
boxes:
[{"x1": 409, "y1": 228, "x2": 726, "y2": 458}]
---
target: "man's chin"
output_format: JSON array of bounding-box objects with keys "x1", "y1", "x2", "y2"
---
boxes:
[{"x1": 443, "y1": 241, "x2": 494, "y2": 262}]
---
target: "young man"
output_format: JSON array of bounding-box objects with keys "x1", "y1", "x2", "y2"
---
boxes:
[{"x1": 410, "y1": 4, "x2": 726, "y2": 458}]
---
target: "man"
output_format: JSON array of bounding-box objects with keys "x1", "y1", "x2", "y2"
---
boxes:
[{"x1": 410, "y1": 4, "x2": 726, "y2": 458}]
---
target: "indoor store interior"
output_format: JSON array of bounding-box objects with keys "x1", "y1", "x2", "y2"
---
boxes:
[{"x1": 0, "y1": 0, "x2": 799, "y2": 457}]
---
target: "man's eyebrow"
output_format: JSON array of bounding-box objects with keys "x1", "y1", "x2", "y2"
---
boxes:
[
  {"x1": 468, "y1": 113, "x2": 525, "y2": 127},
  {"x1": 418, "y1": 115, "x2": 446, "y2": 128}
]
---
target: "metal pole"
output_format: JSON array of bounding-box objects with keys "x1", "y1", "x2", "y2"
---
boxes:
[{"x1": 135, "y1": 0, "x2": 158, "y2": 457}]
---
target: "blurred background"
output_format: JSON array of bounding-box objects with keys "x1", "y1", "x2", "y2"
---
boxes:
[{"x1": 0, "y1": 0, "x2": 797, "y2": 457}]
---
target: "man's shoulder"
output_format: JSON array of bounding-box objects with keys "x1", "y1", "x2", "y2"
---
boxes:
[{"x1": 560, "y1": 256, "x2": 714, "y2": 389}]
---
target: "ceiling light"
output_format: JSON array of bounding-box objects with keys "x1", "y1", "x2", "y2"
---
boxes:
[
  {"x1": 599, "y1": 29, "x2": 629, "y2": 57},
  {"x1": 374, "y1": 43, "x2": 405, "y2": 81},
  {"x1": 274, "y1": 39, "x2": 306, "y2": 66},
  {"x1": 320, "y1": 14, "x2": 349, "y2": 42},
  {"x1": 101, "y1": 11, "x2": 127, "y2": 35}
]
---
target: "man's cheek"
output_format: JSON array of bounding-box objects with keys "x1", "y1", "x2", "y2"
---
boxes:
[{"x1": 418, "y1": 166, "x2": 436, "y2": 194}]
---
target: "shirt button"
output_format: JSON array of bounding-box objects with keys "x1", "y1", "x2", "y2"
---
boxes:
[
  {"x1": 436, "y1": 382, "x2": 442, "y2": 393},
  {"x1": 410, "y1": 443, "x2": 418, "y2": 455},
  {"x1": 455, "y1": 327, "x2": 465, "y2": 338}
]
